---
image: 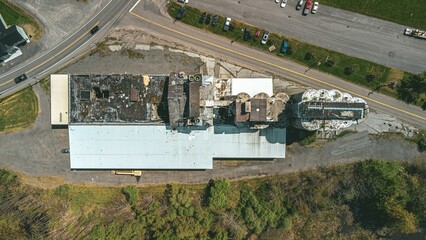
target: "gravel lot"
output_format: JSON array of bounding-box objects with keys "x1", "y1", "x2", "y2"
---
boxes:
[{"x1": 0, "y1": 30, "x2": 424, "y2": 187}]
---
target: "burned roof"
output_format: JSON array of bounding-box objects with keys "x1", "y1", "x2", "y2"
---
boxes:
[
  {"x1": 249, "y1": 99, "x2": 267, "y2": 122},
  {"x1": 69, "y1": 74, "x2": 166, "y2": 124}
]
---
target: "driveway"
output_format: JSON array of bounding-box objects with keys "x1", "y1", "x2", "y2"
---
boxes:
[{"x1": 190, "y1": 0, "x2": 426, "y2": 73}]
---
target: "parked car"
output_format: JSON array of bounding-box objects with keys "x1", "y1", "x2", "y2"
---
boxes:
[
  {"x1": 90, "y1": 25, "x2": 99, "y2": 34},
  {"x1": 280, "y1": 0, "x2": 287, "y2": 8},
  {"x1": 205, "y1": 14, "x2": 212, "y2": 24},
  {"x1": 223, "y1": 17, "x2": 231, "y2": 31},
  {"x1": 243, "y1": 27, "x2": 251, "y2": 41},
  {"x1": 261, "y1": 31, "x2": 270, "y2": 44},
  {"x1": 312, "y1": 2, "x2": 319, "y2": 13},
  {"x1": 280, "y1": 39, "x2": 289, "y2": 53},
  {"x1": 199, "y1": 12, "x2": 207, "y2": 24},
  {"x1": 176, "y1": 6, "x2": 186, "y2": 19},
  {"x1": 303, "y1": 0, "x2": 312, "y2": 15},
  {"x1": 275, "y1": 0, "x2": 280, "y2": 3},
  {"x1": 296, "y1": 0, "x2": 304, "y2": 10},
  {"x1": 178, "y1": 0, "x2": 188, "y2": 3},
  {"x1": 61, "y1": 148, "x2": 70, "y2": 153},
  {"x1": 212, "y1": 15, "x2": 219, "y2": 26},
  {"x1": 14, "y1": 74, "x2": 28, "y2": 84},
  {"x1": 253, "y1": 29, "x2": 261, "y2": 41}
]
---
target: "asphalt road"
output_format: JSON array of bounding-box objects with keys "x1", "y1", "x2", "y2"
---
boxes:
[
  {"x1": 0, "y1": 0, "x2": 135, "y2": 97},
  {"x1": 190, "y1": 0, "x2": 426, "y2": 74},
  {"x1": 128, "y1": 4, "x2": 426, "y2": 129}
]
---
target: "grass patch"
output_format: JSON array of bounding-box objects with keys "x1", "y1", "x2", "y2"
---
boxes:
[
  {"x1": 0, "y1": 87, "x2": 39, "y2": 134},
  {"x1": 0, "y1": 1, "x2": 43, "y2": 40},
  {"x1": 320, "y1": 0, "x2": 426, "y2": 30},
  {"x1": 122, "y1": 48, "x2": 145, "y2": 60},
  {"x1": 39, "y1": 78, "x2": 50, "y2": 94},
  {"x1": 168, "y1": 3, "x2": 392, "y2": 93}
]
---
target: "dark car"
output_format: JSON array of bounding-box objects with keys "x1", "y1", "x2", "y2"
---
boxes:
[
  {"x1": 176, "y1": 6, "x2": 186, "y2": 19},
  {"x1": 253, "y1": 29, "x2": 261, "y2": 41},
  {"x1": 205, "y1": 14, "x2": 212, "y2": 24},
  {"x1": 90, "y1": 25, "x2": 99, "y2": 34},
  {"x1": 280, "y1": 39, "x2": 289, "y2": 53},
  {"x1": 61, "y1": 148, "x2": 70, "y2": 153},
  {"x1": 211, "y1": 15, "x2": 219, "y2": 27},
  {"x1": 243, "y1": 27, "x2": 251, "y2": 41},
  {"x1": 199, "y1": 12, "x2": 207, "y2": 24},
  {"x1": 14, "y1": 74, "x2": 28, "y2": 84}
]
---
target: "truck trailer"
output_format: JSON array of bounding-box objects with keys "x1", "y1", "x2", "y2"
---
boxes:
[{"x1": 404, "y1": 28, "x2": 426, "y2": 40}]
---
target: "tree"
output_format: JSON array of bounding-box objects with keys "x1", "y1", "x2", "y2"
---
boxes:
[
  {"x1": 207, "y1": 179, "x2": 231, "y2": 209},
  {"x1": 397, "y1": 72, "x2": 426, "y2": 104},
  {"x1": 344, "y1": 66, "x2": 353, "y2": 75},
  {"x1": 304, "y1": 52, "x2": 314, "y2": 61}
]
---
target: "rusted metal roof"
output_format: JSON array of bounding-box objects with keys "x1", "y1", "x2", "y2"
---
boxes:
[{"x1": 249, "y1": 99, "x2": 267, "y2": 122}]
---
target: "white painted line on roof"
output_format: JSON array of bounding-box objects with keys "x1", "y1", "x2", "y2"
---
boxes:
[{"x1": 129, "y1": 0, "x2": 140, "y2": 12}]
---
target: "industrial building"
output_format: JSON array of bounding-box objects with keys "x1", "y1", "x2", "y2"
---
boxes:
[
  {"x1": 291, "y1": 89, "x2": 369, "y2": 131},
  {"x1": 50, "y1": 73, "x2": 287, "y2": 170}
]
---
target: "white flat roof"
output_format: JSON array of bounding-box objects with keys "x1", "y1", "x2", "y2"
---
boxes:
[
  {"x1": 231, "y1": 78, "x2": 273, "y2": 97},
  {"x1": 69, "y1": 125, "x2": 285, "y2": 169},
  {"x1": 50, "y1": 74, "x2": 69, "y2": 125}
]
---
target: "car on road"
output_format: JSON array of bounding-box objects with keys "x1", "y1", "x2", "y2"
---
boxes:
[
  {"x1": 261, "y1": 31, "x2": 270, "y2": 45},
  {"x1": 312, "y1": 2, "x2": 319, "y2": 14},
  {"x1": 14, "y1": 74, "x2": 28, "y2": 84},
  {"x1": 223, "y1": 17, "x2": 231, "y2": 31},
  {"x1": 199, "y1": 12, "x2": 207, "y2": 24},
  {"x1": 176, "y1": 6, "x2": 186, "y2": 19},
  {"x1": 178, "y1": 0, "x2": 188, "y2": 4},
  {"x1": 211, "y1": 15, "x2": 219, "y2": 27},
  {"x1": 280, "y1": 39, "x2": 289, "y2": 53},
  {"x1": 205, "y1": 14, "x2": 212, "y2": 24},
  {"x1": 243, "y1": 27, "x2": 251, "y2": 41},
  {"x1": 303, "y1": 0, "x2": 312, "y2": 15},
  {"x1": 90, "y1": 25, "x2": 99, "y2": 34},
  {"x1": 61, "y1": 148, "x2": 70, "y2": 153},
  {"x1": 296, "y1": 0, "x2": 304, "y2": 10},
  {"x1": 280, "y1": 0, "x2": 287, "y2": 8}
]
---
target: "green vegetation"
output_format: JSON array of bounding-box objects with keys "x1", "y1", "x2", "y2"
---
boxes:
[
  {"x1": 1, "y1": 159, "x2": 425, "y2": 239},
  {"x1": 122, "y1": 48, "x2": 145, "y2": 60},
  {"x1": 0, "y1": 0, "x2": 42, "y2": 40},
  {"x1": 319, "y1": 0, "x2": 426, "y2": 30},
  {"x1": 39, "y1": 77, "x2": 50, "y2": 94},
  {"x1": 397, "y1": 72, "x2": 426, "y2": 108},
  {"x1": 168, "y1": 2, "x2": 393, "y2": 93},
  {"x1": 0, "y1": 87, "x2": 39, "y2": 134}
]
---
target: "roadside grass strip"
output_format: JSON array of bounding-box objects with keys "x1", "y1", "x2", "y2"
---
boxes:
[
  {"x1": 0, "y1": 87, "x2": 39, "y2": 134},
  {"x1": 168, "y1": 2, "x2": 398, "y2": 95}
]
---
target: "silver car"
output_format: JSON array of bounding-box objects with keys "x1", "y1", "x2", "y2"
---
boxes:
[{"x1": 261, "y1": 31, "x2": 269, "y2": 45}]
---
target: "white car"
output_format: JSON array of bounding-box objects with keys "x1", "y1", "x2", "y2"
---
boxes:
[
  {"x1": 280, "y1": 0, "x2": 287, "y2": 8},
  {"x1": 296, "y1": 0, "x2": 304, "y2": 10},
  {"x1": 275, "y1": 0, "x2": 280, "y2": 3},
  {"x1": 178, "y1": 0, "x2": 188, "y2": 4},
  {"x1": 312, "y1": 2, "x2": 319, "y2": 13}
]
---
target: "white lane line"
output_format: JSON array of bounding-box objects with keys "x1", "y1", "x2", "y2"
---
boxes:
[{"x1": 129, "y1": 0, "x2": 140, "y2": 12}]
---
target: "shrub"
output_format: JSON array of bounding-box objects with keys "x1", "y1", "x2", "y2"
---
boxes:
[
  {"x1": 0, "y1": 169, "x2": 17, "y2": 187},
  {"x1": 53, "y1": 185, "x2": 70, "y2": 198},
  {"x1": 304, "y1": 52, "x2": 314, "y2": 61},
  {"x1": 366, "y1": 74, "x2": 376, "y2": 82},
  {"x1": 325, "y1": 60, "x2": 335, "y2": 67},
  {"x1": 122, "y1": 185, "x2": 139, "y2": 206},
  {"x1": 344, "y1": 66, "x2": 353, "y2": 75}
]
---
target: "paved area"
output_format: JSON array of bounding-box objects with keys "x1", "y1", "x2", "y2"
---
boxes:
[
  {"x1": 190, "y1": 0, "x2": 426, "y2": 73},
  {"x1": 0, "y1": 41, "x2": 424, "y2": 187},
  {"x1": 0, "y1": 0, "x2": 109, "y2": 74}
]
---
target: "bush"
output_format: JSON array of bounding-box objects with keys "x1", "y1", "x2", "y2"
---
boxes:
[
  {"x1": 366, "y1": 74, "x2": 375, "y2": 82},
  {"x1": 122, "y1": 185, "x2": 139, "y2": 206},
  {"x1": 325, "y1": 60, "x2": 335, "y2": 67},
  {"x1": 417, "y1": 134, "x2": 426, "y2": 152},
  {"x1": 344, "y1": 67, "x2": 353, "y2": 75},
  {"x1": 0, "y1": 169, "x2": 17, "y2": 187},
  {"x1": 304, "y1": 52, "x2": 314, "y2": 61},
  {"x1": 53, "y1": 185, "x2": 70, "y2": 198}
]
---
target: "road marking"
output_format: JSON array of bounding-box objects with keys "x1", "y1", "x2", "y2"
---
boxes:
[
  {"x1": 129, "y1": 0, "x2": 140, "y2": 12},
  {"x1": 130, "y1": 12, "x2": 426, "y2": 121}
]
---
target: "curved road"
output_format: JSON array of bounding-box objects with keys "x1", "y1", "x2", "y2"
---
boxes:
[
  {"x1": 190, "y1": 0, "x2": 426, "y2": 74},
  {"x1": 128, "y1": 4, "x2": 426, "y2": 129},
  {"x1": 0, "y1": 0, "x2": 135, "y2": 97}
]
